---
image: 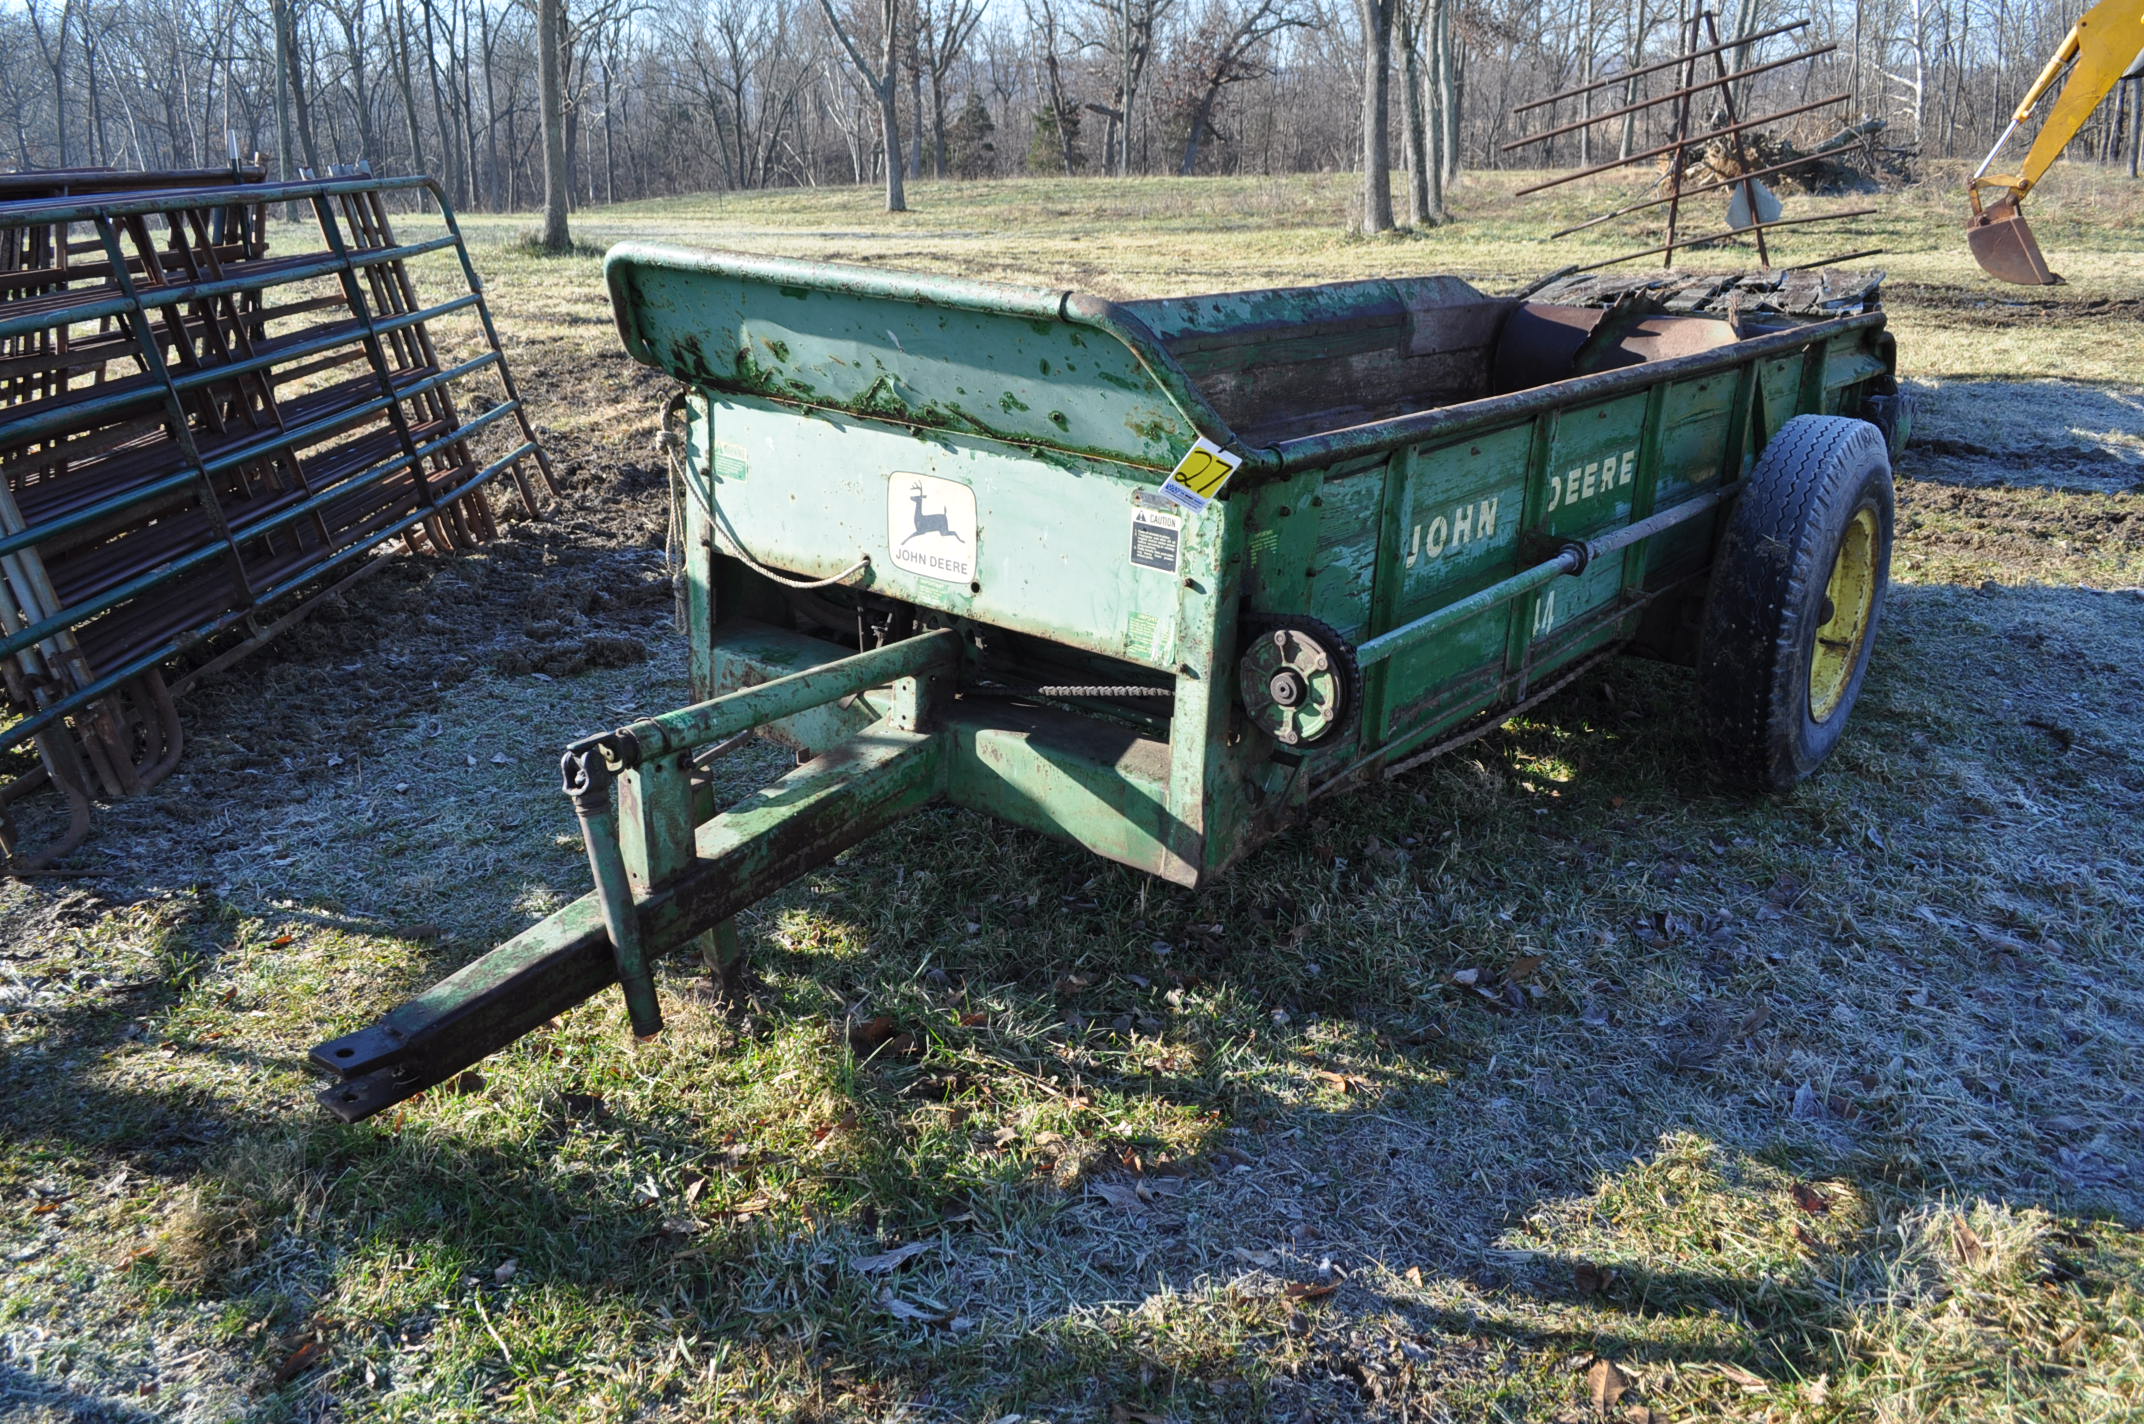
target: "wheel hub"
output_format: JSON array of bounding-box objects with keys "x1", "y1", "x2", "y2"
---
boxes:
[
  {"x1": 1808, "y1": 506, "x2": 1879, "y2": 723},
  {"x1": 1237, "y1": 616, "x2": 1359, "y2": 748}
]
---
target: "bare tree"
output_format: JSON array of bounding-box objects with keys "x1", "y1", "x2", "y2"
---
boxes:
[
  {"x1": 24, "y1": 0, "x2": 77, "y2": 168},
  {"x1": 1359, "y1": 0, "x2": 1395, "y2": 230},
  {"x1": 1025, "y1": 0, "x2": 1082, "y2": 174},
  {"x1": 917, "y1": 0, "x2": 988, "y2": 177},
  {"x1": 1172, "y1": 0, "x2": 1307, "y2": 174},
  {"x1": 538, "y1": 0, "x2": 572, "y2": 247},
  {"x1": 273, "y1": 0, "x2": 326, "y2": 175},
  {"x1": 819, "y1": 0, "x2": 907, "y2": 209},
  {"x1": 0, "y1": 0, "x2": 2124, "y2": 222},
  {"x1": 1086, "y1": 0, "x2": 1175, "y2": 174}
]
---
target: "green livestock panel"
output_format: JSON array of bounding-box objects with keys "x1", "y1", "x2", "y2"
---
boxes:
[{"x1": 311, "y1": 252, "x2": 1905, "y2": 1122}]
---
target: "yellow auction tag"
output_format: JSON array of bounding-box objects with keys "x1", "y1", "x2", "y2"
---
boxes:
[{"x1": 1157, "y1": 437, "x2": 1243, "y2": 512}]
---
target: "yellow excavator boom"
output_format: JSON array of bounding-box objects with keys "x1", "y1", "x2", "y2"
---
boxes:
[{"x1": 1965, "y1": 0, "x2": 2144, "y2": 283}]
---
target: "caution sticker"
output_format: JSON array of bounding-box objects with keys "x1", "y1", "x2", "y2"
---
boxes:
[
  {"x1": 1156, "y1": 436, "x2": 1242, "y2": 512},
  {"x1": 1130, "y1": 505, "x2": 1182, "y2": 572}
]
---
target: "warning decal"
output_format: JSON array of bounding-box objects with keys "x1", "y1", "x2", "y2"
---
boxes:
[
  {"x1": 1131, "y1": 506, "x2": 1182, "y2": 572},
  {"x1": 887, "y1": 472, "x2": 977, "y2": 585}
]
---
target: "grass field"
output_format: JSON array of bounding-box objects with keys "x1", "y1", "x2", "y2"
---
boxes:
[{"x1": 2, "y1": 168, "x2": 2141, "y2": 1423}]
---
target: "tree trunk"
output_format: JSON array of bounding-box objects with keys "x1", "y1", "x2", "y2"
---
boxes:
[
  {"x1": 393, "y1": 0, "x2": 430, "y2": 205},
  {"x1": 1620, "y1": 0, "x2": 1648, "y2": 160},
  {"x1": 421, "y1": 0, "x2": 463, "y2": 204},
  {"x1": 2131, "y1": 75, "x2": 2141, "y2": 179},
  {"x1": 274, "y1": 20, "x2": 295, "y2": 193},
  {"x1": 1180, "y1": 84, "x2": 1221, "y2": 175},
  {"x1": 1437, "y1": 0, "x2": 1460, "y2": 188},
  {"x1": 538, "y1": 0, "x2": 572, "y2": 251},
  {"x1": 930, "y1": 61, "x2": 948, "y2": 176},
  {"x1": 29, "y1": 0, "x2": 74, "y2": 168},
  {"x1": 1359, "y1": 0, "x2": 1395, "y2": 232},
  {"x1": 909, "y1": 46, "x2": 926, "y2": 177},
  {"x1": 1423, "y1": 0, "x2": 1447, "y2": 220},
  {"x1": 603, "y1": 58, "x2": 617, "y2": 205},
  {"x1": 84, "y1": 26, "x2": 108, "y2": 165},
  {"x1": 274, "y1": 0, "x2": 324, "y2": 176},
  {"x1": 478, "y1": 0, "x2": 501, "y2": 208},
  {"x1": 1399, "y1": 4, "x2": 1430, "y2": 223},
  {"x1": 880, "y1": 0, "x2": 908, "y2": 210}
]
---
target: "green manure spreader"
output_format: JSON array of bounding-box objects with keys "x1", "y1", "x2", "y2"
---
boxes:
[{"x1": 312, "y1": 250, "x2": 1908, "y2": 1119}]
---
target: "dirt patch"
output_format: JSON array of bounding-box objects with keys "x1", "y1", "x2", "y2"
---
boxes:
[{"x1": 1884, "y1": 284, "x2": 2144, "y2": 322}]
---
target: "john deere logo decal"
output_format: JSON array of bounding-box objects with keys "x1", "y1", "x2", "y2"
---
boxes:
[{"x1": 887, "y1": 473, "x2": 976, "y2": 584}]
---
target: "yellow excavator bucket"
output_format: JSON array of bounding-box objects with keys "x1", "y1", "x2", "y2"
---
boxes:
[
  {"x1": 1964, "y1": 0, "x2": 2144, "y2": 283},
  {"x1": 1967, "y1": 197, "x2": 2060, "y2": 286}
]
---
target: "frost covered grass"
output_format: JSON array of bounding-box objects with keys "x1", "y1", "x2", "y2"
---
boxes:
[{"x1": 1, "y1": 171, "x2": 2139, "y2": 1422}]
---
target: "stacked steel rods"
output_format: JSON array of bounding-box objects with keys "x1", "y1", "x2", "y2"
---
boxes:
[{"x1": 0, "y1": 168, "x2": 556, "y2": 870}]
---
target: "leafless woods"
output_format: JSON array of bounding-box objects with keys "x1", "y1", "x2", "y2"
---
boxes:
[{"x1": 2, "y1": 0, "x2": 2138, "y2": 218}]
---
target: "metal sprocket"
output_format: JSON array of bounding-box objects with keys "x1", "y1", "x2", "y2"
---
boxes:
[{"x1": 1235, "y1": 614, "x2": 1361, "y2": 749}]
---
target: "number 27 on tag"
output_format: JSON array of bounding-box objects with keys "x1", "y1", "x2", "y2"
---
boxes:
[{"x1": 1157, "y1": 437, "x2": 1242, "y2": 512}]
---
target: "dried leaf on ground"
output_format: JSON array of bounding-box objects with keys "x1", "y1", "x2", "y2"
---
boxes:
[
  {"x1": 849, "y1": 1015, "x2": 919, "y2": 1057},
  {"x1": 1791, "y1": 1182, "x2": 1831, "y2": 1214},
  {"x1": 274, "y1": 1337, "x2": 326, "y2": 1384},
  {"x1": 1955, "y1": 1215, "x2": 1987, "y2": 1266},
  {"x1": 881, "y1": 1292, "x2": 963, "y2": 1327},
  {"x1": 493, "y1": 1256, "x2": 518, "y2": 1284},
  {"x1": 852, "y1": 1239, "x2": 934, "y2": 1274},
  {"x1": 1587, "y1": 1357, "x2": 1630, "y2": 1415},
  {"x1": 1284, "y1": 1279, "x2": 1338, "y2": 1300},
  {"x1": 1714, "y1": 1362, "x2": 1768, "y2": 1390},
  {"x1": 1090, "y1": 1180, "x2": 1146, "y2": 1213},
  {"x1": 1110, "y1": 1405, "x2": 1168, "y2": 1424}
]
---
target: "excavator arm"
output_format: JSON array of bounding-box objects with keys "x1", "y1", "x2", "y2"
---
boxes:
[{"x1": 1966, "y1": 0, "x2": 2144, "y2": 283}]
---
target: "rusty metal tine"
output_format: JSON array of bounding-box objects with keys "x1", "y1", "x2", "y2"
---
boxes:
[
  {"x1": 1662, "y1": 4, "x2": 1704, "y2": 267},
  {"x1": 1503, "y1": 44, "x2": 1838, "y2": 151},
  {"x1": 1515, "y1": 93, "x2": 1851, "y2": 195},
  {"x1": 1698, "y1": 9, "x2": 1770, "y2": 267},
  {"x1": 1560, "y1": 207, "x2": 1878, "y2": 275},
  {"x1": 1512, "y1": 18, "x2": 1811, "y2": 113},
  {"x1": 1777, "y1": 248, "x2": 1888, "y2": 272},
  {"x1": 1546, "y1": 151, "x2": 1843, "y2": 238}
]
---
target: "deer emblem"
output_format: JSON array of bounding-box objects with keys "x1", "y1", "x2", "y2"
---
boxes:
[{"x1": 902, "y1": 482, "x2": 965, "y2": 546}]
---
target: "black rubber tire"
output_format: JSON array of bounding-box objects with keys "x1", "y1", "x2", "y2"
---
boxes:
[{"x1": 1698, "y1": 414, "x2": 1895, "y2": 792}]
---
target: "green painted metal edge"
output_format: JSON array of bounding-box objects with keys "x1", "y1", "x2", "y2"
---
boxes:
[
  {"x1": 1268, "y1": 311, "x2": 1887, "y2": 471},
  {"x1": 604, "y1": 242, "x2": 1259, "y2": 473}
]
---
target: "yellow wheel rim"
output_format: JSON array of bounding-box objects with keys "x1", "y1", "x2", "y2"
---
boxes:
[{"x1": 1808, "y1": 506, "x2": 1879, "y2": 723}]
